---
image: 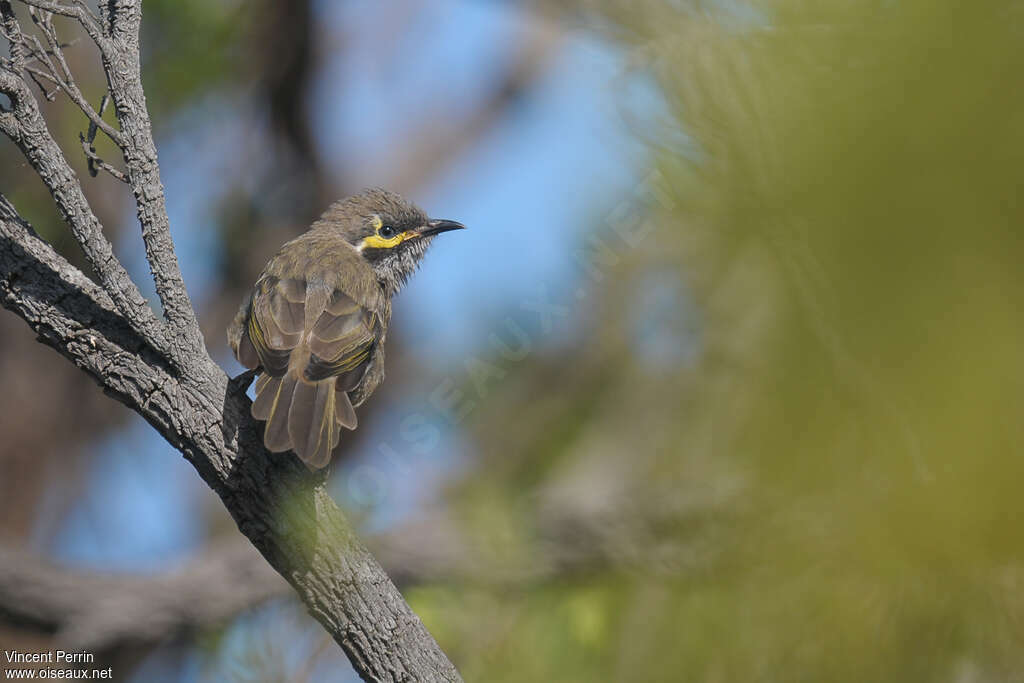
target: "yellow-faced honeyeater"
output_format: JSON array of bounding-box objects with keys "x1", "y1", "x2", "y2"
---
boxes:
[{"x1": 227, "y1": 189, "x2": 464, "y2": 469}]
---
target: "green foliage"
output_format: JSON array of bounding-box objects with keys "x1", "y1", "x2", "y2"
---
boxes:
[
  {"x1": 416, "y1": 1, "x2": 1024, "y2": 680},
  {"x1": 410, "y1": 581, "x2": 623, "y2": 682},
  {"x1": 140, "y1": 0, "x2": 246, "y2": 115}
]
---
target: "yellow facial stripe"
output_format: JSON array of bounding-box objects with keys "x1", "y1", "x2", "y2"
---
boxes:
[{"x1": 361, "y1": 231, "x2": 419, "y2": 250}]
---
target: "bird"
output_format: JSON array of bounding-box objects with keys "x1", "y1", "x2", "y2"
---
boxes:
[{"x1": 227, "y1": 188, "x2": 464, "y2": 470}]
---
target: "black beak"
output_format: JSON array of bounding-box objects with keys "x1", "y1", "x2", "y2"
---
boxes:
[{"x1": 418, "y1": 218, "x2": 466, "y2": 237}]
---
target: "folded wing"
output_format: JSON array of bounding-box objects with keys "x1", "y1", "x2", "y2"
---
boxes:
[{"x1": 240, "y1": 276, "x2": 380, "y2": 468}]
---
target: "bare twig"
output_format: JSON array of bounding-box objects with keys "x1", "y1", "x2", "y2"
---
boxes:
[
  {"x1": 20, "y1": 0, "x2": 105, "y2": 46},
  {"x1": 23, "y1": 64, "x2": 58, "y2": 99},
  {"x1": 2, "y1": 3, "x2": 123, "y2": 145},
  {"x1": 27, "y1": 8, "x2": 123, "y2": 144},
  {"x1": 79, "y1": 92, "x2": 127, "y2": 182},
  {"x1": 22, "y1": 63, "x2": 57, "y2": 86},
  {"x1": 79, "y1": 130, "x2": 127, "y2": 181},
  {"x1": 25, "y1": 30, "x2": 63, "y2": 95}
]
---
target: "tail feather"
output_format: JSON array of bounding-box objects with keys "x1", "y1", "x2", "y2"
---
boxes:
[
  {"x1": 287, "y1": 379, "x2": 317, "y2": 457},
  {"x1": 288, "y1": 378, "x2": 338, "y2": 467},
  {"x1": 251, "y1": 373, "x2": 274, "y2": 406},
  {"x1": 251, "y1": 372, "x2": 353, "y2": 468},
  {"x1": 335, "y1": 389, "x2": 358, "y2": 430},
  {"x1": 255, "y1": 374, "x2": 297, "y2": 452}
]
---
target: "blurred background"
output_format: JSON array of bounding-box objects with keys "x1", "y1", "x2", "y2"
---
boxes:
[{"x1": 2, "y1": 0, "x2": 1023, "y2": 680}]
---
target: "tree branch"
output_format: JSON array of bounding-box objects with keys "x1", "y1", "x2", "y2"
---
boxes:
[
  {"x1": 25, "y1": 6, "x2": 124, "y2": 145},
  {"x1": 94, "y1": 0, "x2": 203, "y2": 353},
  {"x1": 0, "y1": 61, "x2": 168, "y2": 356},
  {"x1": 0, "y1": 194, "x2": 461, "y2": 681},
  {"x1": 79, "y1": 93, "x2": 129, "y2": 183},
  {"x1": 6, "y1": 0, "x2": 203, "y2": 355},
  {"x1": 0, "y1": 540, "x2": 289, "y2": 654}
]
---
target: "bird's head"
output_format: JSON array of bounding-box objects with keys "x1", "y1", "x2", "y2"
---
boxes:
[{"x1": 317, "y1": 188, "x2": 464, "y2": 296}]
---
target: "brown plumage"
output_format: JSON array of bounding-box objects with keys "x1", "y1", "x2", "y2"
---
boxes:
[{"x1": 227, "y1": 189, "x2": 463, "y2": 469}]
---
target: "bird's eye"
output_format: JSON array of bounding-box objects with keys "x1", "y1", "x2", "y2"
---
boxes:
[{"x1": 378, "y1": 225, "x2": 397, "y2": 238}]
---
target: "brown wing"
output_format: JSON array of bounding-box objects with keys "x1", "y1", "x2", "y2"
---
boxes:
[
  {"x1": 244, "y1": 275, "x2": 380, "y2": 385},
  {"x1": 240, "y1": 276, "x2": 382, "y2": 468},
  {"x1": 305, "y1": 289, "x2": 381, "y2": 386},
  {"x1": 246, "y1": 276, "x2": 306, "y2": 376}
]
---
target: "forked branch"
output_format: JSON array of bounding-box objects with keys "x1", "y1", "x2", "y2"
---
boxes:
[
  {"x1": 3, "y1": 0, "x2": 203, "y2": 358},
  {"x1": 0, "y1": 66, "x2": 167, "y2": 352}
]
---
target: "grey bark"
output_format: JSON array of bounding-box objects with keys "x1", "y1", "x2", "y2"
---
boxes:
[
  {"x1": 0, "y1": 1, "x2": 462, "y2": 679},
  {"x1": 98, "y1": 0, "x2": 205, "y2": 352},
  {"x1": 0, "y1": 67, "x2": 167, "y2": 352}
]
